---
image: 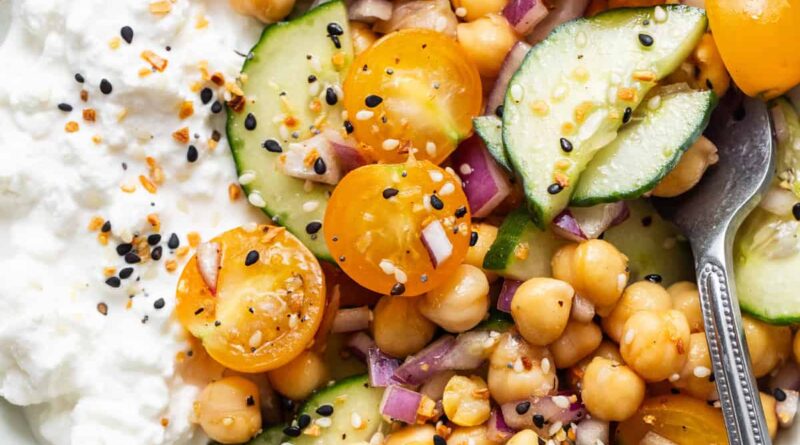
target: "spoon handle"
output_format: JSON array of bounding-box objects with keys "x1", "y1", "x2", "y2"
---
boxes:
[{"x1": 697, "y1": 246, "x2": 771, "y2": 445}]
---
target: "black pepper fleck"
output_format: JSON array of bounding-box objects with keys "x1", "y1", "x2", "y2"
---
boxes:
[
  {"x1": 307, "y1": 75, "x2": 317, "y2": 83},
  {"x1": 187, "y1": 145, "x2": 199, "y2": 163},
  {"x1": 327, "y1": 23, "x2": 344, "y2": 36},
  {"x1": 246, "y1": 395, "x2": 255, "y2": 406}
]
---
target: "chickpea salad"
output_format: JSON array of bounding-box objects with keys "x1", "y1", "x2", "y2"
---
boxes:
[{"x1": 165, "y1": 0, "x2": 799, "y2": 444}]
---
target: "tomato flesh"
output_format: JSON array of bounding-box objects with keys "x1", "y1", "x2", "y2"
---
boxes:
[
  {"x1": 343, "y1": 29, "x2": 482, "y2": 165},
  {"x1": 615, "y1": 395, "x2": 727, "y2": 445},
  {"x1": 176, "y1": 226, "x2": 325, "y2": 373},
  {"x1": 324, "y1": 160, "x2": 471, "y2": 296}
]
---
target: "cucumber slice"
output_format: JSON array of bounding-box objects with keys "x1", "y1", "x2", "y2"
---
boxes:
[
  {"x1": 502, "y1": 6, "x2": 707, "y2": 227},
  {"x1": 603, "y1": 200, "x2": 694, "y2": 286},
  {"x1": 227, "y1": 1, "x2": 353, "y2": 261},
  {"x1": 247, "y1": 375, "x2": 385, "y2": 445},
  {"x1": 571, "y1": 88, "x2": 716, "y2": 206},
  {"x1": 482, "y1": 207, "x2": 569, "y2": 281},
  {"x1": 473, "y1": 116, "x2": 512, "y2": 172}
]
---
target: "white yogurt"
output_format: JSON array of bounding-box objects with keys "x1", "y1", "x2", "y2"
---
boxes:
[{"x1": 0, "y1": 0, "x2": 263, "y2": 444}]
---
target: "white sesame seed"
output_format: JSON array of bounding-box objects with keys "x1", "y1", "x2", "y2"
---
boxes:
[
  {"x1": 309, "y1": 82, "x2": 321, "y2": 96},
  {"x1": 369, "y1": 432, "x2": 385, "y2": 445},
  {"x1": 309, "y1": 55, "x2": 322, "y2": 72},
  {"x1": 445, "y1": 166, "x2": 458, "y2": 178},
  {"x1": 351, "y1": 412, "x2": 363, "y2": 429},
  {"x1": 248, "y1": 330, "x2": 263, "y2": 348},
  {"x1": 654, "y1": 6, "x2": 667, "y2": 22},
  {"x1": 426, "y1": 141, "x2": 437, "y2": 157},
  {"x1": 289, "y1": 313, "x2": 299, "y2": 328},
  {"x1": 624, "y1": 329, "x2": 635, "y2": 345},
  {"x1": 382, "y1": 139, "x2": 400, "y2": 150},
  {"x1": 669, "y1": 373, "x2": 681, "y2": 382},
  {"x1": 394, "y1": 268, "x2": 407, "y2": 284},
  {"x1": 541, "y1": 358, "x2": 551, "y2": 374},
  {"x1": 434, "y1": 16, "x2": 447, "y2": 32},
  {"x1": 439, "y1": 182, "x2": 455, "y2": 196},
  {"x1": 379, "y1": 259, "x2": 395, "y2": 275},
  {"x1": 576, "y1": 31, "x2": 587, "y2": 47},
  {"x1": 222, "y1": 417, "x2": 234, "y2": 426},
  {"x1": 238, "y1": 171, "x2": 256, "y2": 185},
  {"x1": 548, "y1": 421, "x2": 563, "y2": 437},
  {"x1": 248, "y1": 192, "x2": 266, "y2": 207},
  {"x1": 459, "y1": 163, "x2": 473, "y2": 175},
  {"x1": 428, "y1": 170, "x2": 444, "y2": 182},
  {"x1": 455, "y1": 6, "x2": 467, "y2": 17},
  {"x1": 552, "y1": 85, "x2": 567, "y2": 100},
  {"x1": 363, "y1": 212, "x2": 374, "y2": 222},
  {"x1": 513, "y1": 357, "x2": 524, "y2": 373},
  {"x1": 693, "y1": 366, "x2": 712, "y2": 378},
  {"x1": 510, "y1": 84, "x2": 524, "y2": 103},
  {"x1": 316, "y1": 417, "x2": 332, "y2": 428},
  {"x1": 302, "y1": 201, "x2": 320, "y2": 212},
  {"x1": 647, "y1": 95, "x2": 662, "y2": 110},
  {"x1": 279, "y1": 125, "x2": 290, "y2": 140},
  {"x1": 553, "y1": 395, "x2": 571, "y2": 409},
  {"x1": 356, "y1": 110, "x2": 374, "y2": 121},
  {"x1": 333, "y1": 84, "x2": 344, "y2": 100}
]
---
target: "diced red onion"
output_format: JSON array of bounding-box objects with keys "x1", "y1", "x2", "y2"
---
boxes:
[
  {"x1": 380, "y1": 385, "x2": 423, "y2": 424},
  {"x1": 570, "y1": 294, "x2": 595, "y2": 323},
  {"x1": 498, "y1": 279, "x2": 522, "y2": 313},
  {"x1": 679, "y1": 0, "x2": 705, "y2": 8},
  {"x1": 501, "y1": 394, "x2": 586, "y2": 432},
  {"x1": 393, "y1": 336, "x2": 456, "y2": 385},
  {"x1": 503, "y1": 0, "x2": 549, "y2": 36},
  {"x1": 419, "y1": 371, "x2": 456, "y2": 401},
  {"x1": 575, "y1": 418, "x2": 610, "y2": 445},
  {"x1": 770, "y1": 362, "x2": 800, "y2": 392},
  {"x1": 452, "y1": 136, "x2": 513, "y2": 218},
  {"x1": 487, "y1": 407, "x2": 515, "y2": 442},
  {"x1": 368, "y1": 347, "x2": 401, "y2": 387},
  {"x1": 552, "y1": 202, "x2": 629, "y2": 242},
  {"x1": 485, "y1": 41, "x2": 531, "y2": 115},
  {"x1": 640, "y1": 431, "x2": 678, "y2": 445},
  {"x1": 771, "y1": 102, "x2": 791, "y2": 147},
  {"x1": 527, "y1": 0, "x2": 590, "y2": 43},
  {"x1": 196, "y1": 242, "x2": 220, "y2": 293},
  {"x1": 348, "y1": 0, "x2": 393, "y2": 23},
  {"x1": 788, "y1": 85, "x2": 800, "y2": 113},
  {"x1": 346, "y1": 331, "x2": 377, "y2": 360},
  {"x1": 277, "y1": 132, "x2": 342, "y2": 185},
  {"x1": 327, "y1": 130, "x2": 368, "y2": 174},
  {"x1": 776, "y1": 389, "x2": 799, "y2": 428},
  {"x1": 331, "y1": 306, "x2": 372, "y2": 333},
  {"x1": 552, "y1": 210, "x2": 587, "y2": 242},
  {"x1": 374, "y1": 0, "x2": 458, "y2": 38},
  {"x1": 421, "y1": 220, "x2": 453, "y2": 268},
  {"x1": 440, "y1": 330, "x2": 499, "y2": 370}
]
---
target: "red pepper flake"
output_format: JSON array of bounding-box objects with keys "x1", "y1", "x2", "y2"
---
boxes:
[
  {"x1": 65, "y1": 121, "x2": 80, "y2": 133},
  {"x1": 139, "y1": 175, "x2": 157, "y2": 194},
  {"x1": 141, "y1": 50, "x2": 168, "y2": 72},
  {"x1": 178, "y1": 101, "x2": 194, "y2": 119},
  {"x1": 97, "y1": 302, "x2": 108, "y2": 316},
  {"x1": 210, "y1": 72, "x2": 225, "y2": 86},
  {"x1": 172, "y1": 127, "x2": 190, "y2": 143},
  {"x1": 80, "y1": 90, "x2": 89, "y2": 102},
  {"x1": 83, "y1": 108, "x2": 97, "y2": 122}
]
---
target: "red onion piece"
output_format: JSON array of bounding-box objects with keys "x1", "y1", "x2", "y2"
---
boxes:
[
  {"x1": 487, "y1": 407, "x2": 515, "y2": 442},
  {"x1": 575, "y1": 418, "x2": 610, "y2": 445},
  {"x1": 788, "y1": 85, "x2": 800, "y2": 113},
  {"x1": 380, "y1": 385, "x2": 423, "y2": 424},
  {"x1": 640, "y1": 432, "x2": 678, "y2": 445},
  {"x1": 776, "y1": 389, "x2": 799, "y2": 428},
  {"x1": 348, "y1": 0, "x2": 393, "y2": 23},
  {"x1": 346, "y1": 331, "x2": 377, "y2": 360},
  {"x1": 527, "y1": 0, "x2": 591, "y2": 43},
  {"x1": 196, "y1": 242, "x2": 221, "y2": 293},
  {"x1": 421, "y1": 220, "x2": 453, "y2": 268},
  {"x1": 326, "y1": 130, "x2": 367, "y2": 174},
  {"x1": 368, "y1": 347, "x2": 401, "y2": 387},
  {"x1": 393, "y1": 336, "x2": 456, "y2": 385},
  {"x1": 452, "y1": 136, "x2": 513, "y2": 218},
  {"x1": 570, "y1": 294, "x2": 595, "y2": 323},
  {"x1": 770, "y1": 362, "x2": 800, "y2": 392},
  {"x1": 440, "y1": 330, "x2": 499, "y2": 370},
  {"x1": 551, "y1": 210, "x2": 587, "y2": 242},
  {"x1": 503, "y1": 0, "x2": 549, "y2": 35},
  {"x1": 374, "y1": 0, "x2": 458, "y2": 38},
  {"x1": 501, "y1": 394, "x2": 586, "y2": 432},
  {"x1": 552, "y1": 202, "x2": 629, "y2": 241},
  {"x1": 331, "y1": 306, "x2": 372, "y2": 333},
  {"x1": 485, "y1": 41, "x2": 531, "y2": 115},
  {"x1": 498, "y1": 279, "x2": 522, "y2": 313}
]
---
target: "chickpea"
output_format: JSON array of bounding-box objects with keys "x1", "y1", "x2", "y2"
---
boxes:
[
  {"x1": 551, "y1": 243, "x2": 578, "y2": 286},
  {"x1": 464, "y1": 223, "x2": 498, "y2": 273},
  {"x1": 229, "y1": 0, "x2": 295, "y2": 23},
  {"x1": 420, "y1": 370, "x2": 457, "y2": 401},
  {"x1": 511, "y1": 278, "x2": 574, "y2": 346},
  {"x1": 373, "y1": 295, "x2": 437, "y2": 358},
  {"x1": 194, "y1": 376, "x2": 262, "y2": 444},
  {"x1": 442, "y1": 375, "x2": 492, "y2": 426},
  {"x1": 602, "y1": 281, "x2": 672, "y2": 343},
  {"x1": 620, "y1": 310, "x2": 691, "y2": 382},
  {"x1": 385, "y1": 424, "x2": 436, "y2": 445},
  {"x1": 507, "y1": 430, "x2": 539, "y2": 445},
  {"x1": 456, "y1": 14, "x2": 519, "y2": 78},
  {"x1": 350, "y1": 21, "x2": 377, "y2": 56},
  {"x1": 670, "y1": 285, "x2": 704, "y2": 333},
  {"x1": 569, "y1": 339, "x2": 622, "y2": 389},
  {"x1": 666, "y1": 33, "x2": 730, "y2": 97},
  {"x1": 761, "y1": 392, "x2": 779, "y2": 440},
  {"x1": 667, "y1": 281, "x2": 698, "y2": 298},
  {"x1": 488, "y1": 332, "x2": 557, "y2": 404},
  {"x1": 672, "y1": 333, "x2": 717, "y2": 401},
  {"x1": 267, "y1": 350, "x2": 328, "y2": 400},
  {"x1": 419, "y1": 264, "x2": 490, "y2": 333},
  {"x1": 550, "y1": 321, "x2": 603, "y2": 369},
  {"x1": 652, "y1": 136, "x2": 719, "y2": 198},
  {"x1": 553, "y1": 240, "x2": 629, "y2": 309},
  {"x1": 743, "y1": 315, "x2": 792, "y2": 378},
  {"x1": 451, "y1": 0, "x2": 508, "y2": 22},
  {"x1": 794, "y1": 330, "x2": 800, "y2": 365},
  {"x1": 582, "y1": 357, "x2": 646, "y2": 421},
  {"x1": 223, "y1": 369, "x2": 281, "y2": 424},
  {"x1": 447, "y1": 425, "x2": 501, "y2": 445}
]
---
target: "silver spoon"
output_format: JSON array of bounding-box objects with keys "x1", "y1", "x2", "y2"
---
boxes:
[{"x1": 653, "y1": 90, "x2": 774, "y2": 445}]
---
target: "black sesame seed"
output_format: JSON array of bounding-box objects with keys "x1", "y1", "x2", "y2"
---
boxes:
[
  {"x1": 200, "y1": 88, "x2": 213, "y2": 105},
  {"x1": 74, "y1": 73, "x2": 85, "y2": 83},
  {"x1": 774, "y1": 388, "x2": 787, "y2": 402},
  {"x1": 316, "y1": 404, "x2": 334, "y2": 416},
  {"x1": 705, "y1": 78, "x2": 714, "y2": 90},
  {"x1": 365, "y1": 95, "x2": 383, "y2": 108},
  {"x1": 120, "y1": 26, "x2": 134, "y2": 44},
  {"x1": 125, "y1": 253, "x2": 141, "y2": 264},
  {"x1": 533, "y1": 414, "x2": 545, "y2": 428},
  {"x1": 792, "y1": 203, "x2": 800, "y2": 220},
  {"x1": 516, "y1": 401, "x2": 531, "y2": 415},
  {"x1": 297, "y1": 414, "x2": 312, "y2": 429},
  {"x1": 283, "y1": 426, "x2": 301, "y2": 438},
  {"x1": 58, "y1": 103, "x2": 73, "y2": 112},
  {"x1": 455, "y1": 206, "x2": 467, "y2": 218},
  {"x1": 643, "y1": 19, "x2": 650, "y2": 26},
  {"x1": 167, "y1": 233, "x2": 180, "y2": 249},
  {"x1": 638, "y1": 33, "x2": 654, "y2": 47},
  {"x1": 642, "y1": 216, "x2": 653, "y2": 227},
  {"x1": 186, "y1": 145, "x2": 199, "y2": 163},
  {"x1": 644, "y1": 273, "x2": 662, "y2": 283},
  {"x1": 244, "y1": 113, "x2": 257, "y2": 130},
  {"x1": 151, "y1": 246, "x2": 163, "y2": 261},
  {"x1": 623, "y1": 107, "x2": 633, "y2": 124},
  {"x1": 119, "y1": 267, "x2": 134, "y2": 279},
  {"x1": 100, "y1": 79, "x2": 113, "y2": 95},
  {"x1": 211, "y1": 101, "x2": 222, "y2": 114},
  {"x1": 344, "y1": 120, "x2": 354, "y2": 134},
  {"x1": 470, "y1": 231, "x2": 478, "y2": 246},
  {"x1": 307, "y1": 75, "x2": 317, "y2": 83},
  {"x1": 194, "y1": 308, "x2": 204, "y2": 316},
  {"x1": 263, "y1": 139, "x2": 283, "y2": 153},
  {"x1": 105, "y1": 277, "x2": 121, "y2": 288},
  {"x1": 547, "y1": 183, "x2": 564, "y2": 194},
  {"x1": 246, "y1": 395, "x2": 255, "y2": 406},
  {"x1": 116, "y1": 243, "x2": 133, "y2": 256},
  {"x1": 382, "y1": 187, "x2": 399, "y2": 199},
  {"x1": 101, "y1": 221, "x2": 112, "y2": 233},
  {"x1": 495, "y1": 105, "x2": 504, "y2": 118},
  {"x1": 245, "y1": 250, "x2": 260, "y2": 266},
  {"x1": 390, "y1": 282, "x2": 405, "y2": 296},
  {"x1": 433, "y1": 435, "x2": 446, "y2": 445},
  {"x1": 306, "y1": 221, "x2": 322, "y2": 234},
  {"x1": 430, "y1": 194, "x2": 444, "y2": 210},
  {"x1": 559, "y1": 138, "x2": 573, "y2": 153},
  {"x1": 154, "y1": 298, "x2": 165, "y2": 309},
  {"x1": 214, "y1": 320, "x2": 221, "y2": 327},
  {"x1": 327, "y1": 23, "x2": 344, "y2": 36},
  {"x1": 325, "y1": 87, "x2": 338, "y2": 106},
  {"x1": 314, "y1": 157, "x2": 327, "y2": 175}
]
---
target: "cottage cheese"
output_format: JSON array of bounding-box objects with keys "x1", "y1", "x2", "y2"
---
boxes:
[{"x1": 0, "y1": 0, "x2": 263, "y2": 444}]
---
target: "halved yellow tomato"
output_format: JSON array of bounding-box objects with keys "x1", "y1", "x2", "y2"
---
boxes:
[
  {"x1": 343, "y1": 29, "x2": 482, "y2": 165},
  {"x1": 175, "y1": 226, "x2": 325, "y2": 373},
  {"x1": 616, "y1": 395, "x2": 727, "y2": 445},
  {"x1": 324, "y1": 159, "x2": 471, "y2": 296}
]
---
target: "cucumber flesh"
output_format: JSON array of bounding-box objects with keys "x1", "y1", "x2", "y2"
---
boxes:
[
  {"x1": 571, "y1": 87, "x2": 716, "y2": 206},
  {"x1": 227, "y1": 1, "x2": 353, "y2": 261},
  {"x1": 247, "y1": 375, "x2": 385, "y2": 445},
  {"x1": 502, "y1": 6, "x2": 707, "y2": 227},
  {"x1": 473, "y1": 116, "x2": 512, "y2": 172}
]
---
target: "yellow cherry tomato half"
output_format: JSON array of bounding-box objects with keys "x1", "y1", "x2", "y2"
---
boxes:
[
  {"x1": 616, "y1": 395, "x2": 727, "y2": 445},
  {"x1": 706, "y1": 0, "x2": 800, "y2": 99},
  {"x1": 343, "y1": 29, "x2": 482, "y2": 165},
  {"x1": 324, "y1": 160, "x2": 472, "y2": 296},
  {"x1": 176, "y1": 225, "x2": 325, "y2": 373}
]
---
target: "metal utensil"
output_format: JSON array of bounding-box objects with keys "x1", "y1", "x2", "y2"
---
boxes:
[{"x1": 653, "y1": 91, "x2": 775, "y2": 445}]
